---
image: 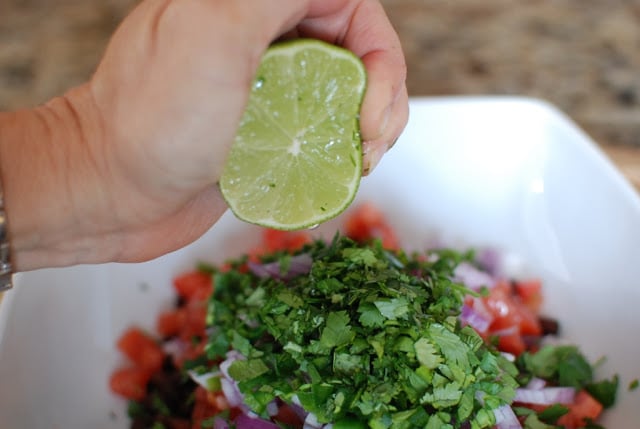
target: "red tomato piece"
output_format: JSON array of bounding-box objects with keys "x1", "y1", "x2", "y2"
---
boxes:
[
  {"x1": 485, "y1": 281, "x2": 519, "y2": 329},
  {"x1": 497, "y1": 331, "x2": 526, "y2": 356},
  {"x1": 513, "y1": 299, "x2": 543, "y2": 336},
  {"x1": 343, "y1": 202, "x2": 399, "y2": 249},
  {"x1": 109, "y1": 367, "x2": 151, "y2": 401},
  {"x1": 191, "y1": 387, "x2": 220, "y2": 429},
  {"x1": 116, "y1": 327, "x2": 164, "y2": 373},
  {"x1": 262, "y1": 229, "x2": 312, "y2": 253},
  {"x1": 157, "y1": 308, "x2": 187, "y2": 338},
  {"x1": 484, "y1": 281, "x2": 542, "y2": 341},
  {"x1": 179, "y1": 302, "x2": 208, "y2": 341},
  {"x1": 557, "y1": 390, "x2": 603, "y2": 428},
  {"x1": 514, "y1": 279, "x2": 543, "y2": 312},
  {"x1": 173, "y1": 271, "x2": 212, "y2": 301}
]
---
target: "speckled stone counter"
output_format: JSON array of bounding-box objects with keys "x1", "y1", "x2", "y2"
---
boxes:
[{"x1": 1, "y1": 0, "x2": 640, "y2": 187}]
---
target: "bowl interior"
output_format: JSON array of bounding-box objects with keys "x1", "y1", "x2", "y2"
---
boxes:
[{"x1": 1, "y1": 97, "x2": 639, "y2": 428}]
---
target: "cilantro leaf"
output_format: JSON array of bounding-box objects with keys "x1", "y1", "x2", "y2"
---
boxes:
[{"x1": 320, "y1": 311, "x2": 355, "y2": 350}]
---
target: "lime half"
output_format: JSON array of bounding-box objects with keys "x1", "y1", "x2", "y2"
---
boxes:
[{"x1": 220, "y1": 39, "x2": 366, "y2": 230}]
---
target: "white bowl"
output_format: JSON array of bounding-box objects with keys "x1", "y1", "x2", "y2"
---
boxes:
[{"x1": 1, "y1": 97, "x2": 639, "y2": 428}]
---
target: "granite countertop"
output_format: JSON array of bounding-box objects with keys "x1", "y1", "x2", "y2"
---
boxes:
[{"x1": 1, "y1": 0, "x2": 639, "y2": 188}]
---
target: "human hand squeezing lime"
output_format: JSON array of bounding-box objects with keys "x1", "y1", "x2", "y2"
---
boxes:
[{"x1": 0, "y1": 0, "x2": 408, "y2": 271}]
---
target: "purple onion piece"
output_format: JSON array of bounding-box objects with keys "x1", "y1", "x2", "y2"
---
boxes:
[
  {"x1": 213, "y1": 417, "x2": 230, "y2": 429},
  {"x1": 460, "y1": 303, "x2": 492, "y2": 333},
  {"x1": 453, "y1": 261, "x2": 496, "y2": 291},
  {"x1": 303, "y1": 412, "x2": 324, "y2": 429},
  {"x1": 476, "y1": 248, "x2": 501, "y2": 276},
  {"x1": 514, "y1": 387, "x2": 576, "y2": 405},
  {"x1": 248, "y1": 253, "x2": 313, "y2": 281},
  {"x1": 234, "y1": 413, "x2": 281, "y2": 429},
  {"x1": 247, "y1": 261, "x2": 275, "y2": 279},
  {"x1": 525, "y1": 377, "x2": 547, "y2": 390},
  {"x1": 493, "y1": 405, "x2": 522, "y2": 429},
  {"x1": 187, "y1": 369, "x2": 219, "y2": 391},
  {"x1": 218, "y1": 351, "x2": 246, "y2": 407}
]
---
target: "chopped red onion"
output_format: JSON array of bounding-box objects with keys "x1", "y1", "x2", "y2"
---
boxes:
[
  {"x1": 246, "y1": 261, "x2": 276, "y2": 279},
  {"x1": 218, "y1": 351, "x2": 246, "y2": 407},
  {"x1": 303, "y1": 412, "x2": 324, "y2": 429},
  {"x1": 493, "y1": 405, "x2": 522, "y2": 429},
  {"x1": 460, "y1": 303, "x2": 492, "y2": 333},
  {"x1": 220, "y1": 377, "x2": 244, "y2": 408},
  {"x1": 248, "y1": 253, "x2": 313, "y2": 281},
  {"x1": 476, "y1": 248, "x2": 501, "y2": 276},
  {"x1": 500, "y1": 352, "x2": 516, "y2": 362},
  {"x1": 187, "y1": 369, "x2": 219, "y2": 391},
  {"x1": 266, "y1": 400, "x2": 279, "y2": 417},
  {"x1": 213, "y1": 417, "x2": 229, "y2": 429},
  {"x1": 219, "y1": 350, "x2": 245, "y2": 379},
  {"x1": 234, "y1": 413, "x2": 280, "y2": 429},
  {"x1": 514, "y1": 387, "x2": 576, "y2": 405},
  {"x1": 525, "y1": 377, "x2": 547, "y2": 390},
  {"x1": 453, "y1": 262, "x2": 496, "y2": 291}
]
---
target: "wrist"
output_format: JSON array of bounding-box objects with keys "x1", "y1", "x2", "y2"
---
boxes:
[{"x1": 0, "y1": 85, "x2": 117, "y2": 271}]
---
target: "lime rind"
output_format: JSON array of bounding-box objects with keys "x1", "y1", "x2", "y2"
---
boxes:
[{"x1": 220, "y1": 39, "x2": 366, "y2": 230}]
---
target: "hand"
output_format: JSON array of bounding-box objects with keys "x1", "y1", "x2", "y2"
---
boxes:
[{"x1": 0, "y1": 0, "x2": 408, "y2": 270}]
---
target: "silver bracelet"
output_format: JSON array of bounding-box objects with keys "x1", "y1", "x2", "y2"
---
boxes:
[{"x1": 0, "y1": 186, "x2": 13, "y2": 292}]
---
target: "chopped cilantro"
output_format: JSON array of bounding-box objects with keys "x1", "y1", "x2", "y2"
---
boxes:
[
  {"x1": 517, "y1": 345, "x2": 593, "y2": 389},
  {"x1": 586, "y1": 375, "x2": 619, "y2": 409},
  {"x1": 537, "y1": 403, "x2": 569, "y2": 422},
  {"x1": 198, "y1": 235, "x2": 619, "y2": 428},
  {"x1": 629, "y1": 379, "x2": 639, "y2": 391},
  {"x1": 206, "y1": 236, "x2": 516, "y2": 427},
  {"x1": 127, "y1": 401, "x2": 148, "y2": 419}
]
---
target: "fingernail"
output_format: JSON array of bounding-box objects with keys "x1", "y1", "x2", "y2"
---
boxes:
[{"x1": 362, "y1": 143, "x2": 386, "y2": 176}]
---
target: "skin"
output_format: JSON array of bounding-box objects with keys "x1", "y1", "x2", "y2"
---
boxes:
[{"x1": 0, "y1": 0, "x2": 408, "y2": 271}]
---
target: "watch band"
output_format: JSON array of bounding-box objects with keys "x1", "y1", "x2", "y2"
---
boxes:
[{"x1": 0, "y1": 187, "x2": 13, "y2": 292}]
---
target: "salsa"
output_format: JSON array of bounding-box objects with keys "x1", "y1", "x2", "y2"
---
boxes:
[{"x1": 110, "y1": 203, "x2": 618, "y2": 429}]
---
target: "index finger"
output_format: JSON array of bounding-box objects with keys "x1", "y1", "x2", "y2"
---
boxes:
[{"x1": 292, "y1": 0, "x2": 409, "y2": 171}]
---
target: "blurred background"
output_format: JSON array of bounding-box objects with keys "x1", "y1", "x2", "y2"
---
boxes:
[{"x1": 1, "y1": 0, "x2": 639, "y2": 188}]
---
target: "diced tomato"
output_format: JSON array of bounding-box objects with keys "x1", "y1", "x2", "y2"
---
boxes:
[
  {"x1": 485, "y1": 282, "x2": 519, "y2": 327},
  {"x1": 109, "y1": 366, "x2": 151, "y2": 401},
  {"x1": 173, "y1": 271, "x2": 212, "y2": 301},
  {"x1": 512, "y1": 299, "x2": 543, "y2": 336},
  {"x1": 513, "y1": 279, "x2": 543, "y2": 313},
  {"x1": 116, "y1": 327, "x2": 164, "y2": 373},
  {"x1": 190, "y1": 387, "x2": 237, "y2": 429},
  {"x1": 343, "y1": 203, "x2": 399, "y2": 249},
  {"x1": 557, "y1": 390, "x2": 604, "y2": 428},
  {"x1": 496, "y1": 331, "x2": 526, "y2": 356},
  {"x1": 191, "y1": 387, "x2": 220, "y2": 429},
  {"x1": 179, "y1": 302, "x2": 208, "y2": 341},
  {"x1": 484, "y1": 281, "x2": 542, "y2": 348},
  {"x1": 262, "y1": 229, "x2": 312, "y2": 253},
  {"x1": 157, "y1": 308, "x2": 187, "y2": 338}
]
